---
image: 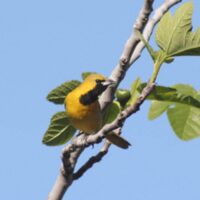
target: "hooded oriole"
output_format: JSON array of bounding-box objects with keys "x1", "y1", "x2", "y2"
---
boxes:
[{"x1": 65, "y1": 73, "x2": 130, "y2": 149}]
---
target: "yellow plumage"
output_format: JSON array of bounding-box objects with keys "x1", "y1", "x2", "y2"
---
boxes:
[
  {"x1": 65, "y1": 74, "x2": 105, "y2": 133},
  {"x1": 65, "y1": 73, "x2": 130, "y2": 149}
]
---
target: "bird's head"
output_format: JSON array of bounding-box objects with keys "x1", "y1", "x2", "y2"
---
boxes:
[{"x1": 80, "y1": 73, "x2": 115, "y2": 105}]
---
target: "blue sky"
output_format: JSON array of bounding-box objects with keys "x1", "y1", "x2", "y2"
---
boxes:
[{"x1": 1, "y1": 0, "x2": 200, "y2": 199}]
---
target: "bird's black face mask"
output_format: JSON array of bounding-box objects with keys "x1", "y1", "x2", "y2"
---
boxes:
[{"x1": 80, "y1": 79, "x2": 114, "y2": 105}]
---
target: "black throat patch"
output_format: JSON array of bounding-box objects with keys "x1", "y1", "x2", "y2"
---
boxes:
[{"x1": 80, "y1": 82, "x2": 108, "y2": 105}]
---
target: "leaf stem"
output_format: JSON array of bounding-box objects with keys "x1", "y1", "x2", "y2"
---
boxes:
[{"x1": 150, "y1": 60, "x2": 162, "y2": 83}]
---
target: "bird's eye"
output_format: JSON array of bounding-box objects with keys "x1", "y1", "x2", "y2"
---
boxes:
[{"x1": 95, "y1": 79, "x2": 104, "y2": 84}]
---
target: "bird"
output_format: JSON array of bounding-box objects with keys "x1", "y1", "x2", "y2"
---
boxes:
[{"x1": 65, "y1": 73, "x2": 130, "y2": 149}]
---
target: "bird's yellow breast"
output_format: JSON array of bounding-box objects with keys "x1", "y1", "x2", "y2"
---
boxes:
[
  {"x1": 64, "y1": 73, "x2": 131, "y2": 149},
  {"x1": 65, "y1": 84, "x2": 102, "y2": 134}
]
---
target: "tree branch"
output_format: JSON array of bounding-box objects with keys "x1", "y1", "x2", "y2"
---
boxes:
[
  {"x1": 100, "y1": 0, "x2": 155, "y2": 110},
  {"x1": 100, "y1": 0, "x2": 182, "y2": 110},
  {"x1": 86, "y1": 83, "x2": 155, "y2": 145},
  {"x1": 73, "y1": 141, "x2": 111, "y2": 180},
  {"x1": 47, "y1": 1, "x2": 182, "y2": 199},
  {"x1": 129, "y1": 0, "x2": 182, "y2": 64},
  {"x1": 49, "y1": 82, "x2": 155, "y2": 200},
  {"x1": 48, "y1": 82, "x2": 155, "y2": 200},
  {"x1": 48, "y1": 146, "x2": 84, "y2": 200},
  {"x1": 71, "y1": 82, "x2": 155, "y2": 181}
]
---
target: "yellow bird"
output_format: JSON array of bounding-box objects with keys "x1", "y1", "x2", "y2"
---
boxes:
[{"x1": 65, "y1": 73, "x2": 130, "y2": 149}]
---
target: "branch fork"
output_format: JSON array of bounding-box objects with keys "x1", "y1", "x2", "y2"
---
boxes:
[{"x1": 48, "y1": 1, "x2": 182, "y2": 199}]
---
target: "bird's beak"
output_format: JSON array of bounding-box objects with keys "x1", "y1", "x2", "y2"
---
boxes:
[{"x1": 101, "y1": 79, "x2": 116, "y2": 87}]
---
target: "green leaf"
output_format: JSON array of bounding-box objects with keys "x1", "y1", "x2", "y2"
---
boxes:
[
  {"x1": 156, "y1": 2, "x2": 200, "y2": 57},
  {"x1": 103, "y1": 101, "x2": 121, "y2": 124},
  {"x1": 136, "y1": 28, "x2": 174, "y2": 65},
  {"x1": 81, "y1": 72, "x2": 96, "y2": 80},
  {"x1": 138, "y1": 83, "x2": 200, "y2": 109},
  {"x1": 148, "y1": 84, "x2": 200, "y2": 141},
  {"x1": 47, "y1": 80, "x2": 81, "y2": 104},
  {"x1": 148, "y1": 101, "x2": 170, "y2": 120},
  {"x1": 167, "y1": 104, "x2": 200, "y2": 140},
  {"x1": 173, "y1": 84, "x2": 199, "y2": 96},
  {"x1": 42, "y1": 112, "x2": 76, "y2": 146},
  {"x1": 167, "y1": 84, "x2": 200, "y2": 140},
  {"x1": 138, "y1": 83, "x2": 176, "y2": 99},
  {"x1": 126, "y1": 77, "x2": 141, "y2": 107}
]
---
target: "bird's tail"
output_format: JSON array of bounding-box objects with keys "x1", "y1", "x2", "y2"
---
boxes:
[{"x1": 105, "y1": 132, "x2": 131, "y2": 149}]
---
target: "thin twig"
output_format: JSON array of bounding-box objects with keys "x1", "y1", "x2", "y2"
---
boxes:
[
  {"x1": 73, "y1": 141, "x2": 111, "y2": 180},
  {"x1": 84, "y1": 83, "x2": 155, "y2": 146},
  {"x1": 129, "y1": 0, "x2": 182, "y2": 64}
]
